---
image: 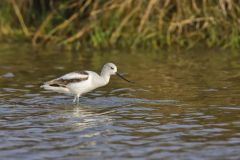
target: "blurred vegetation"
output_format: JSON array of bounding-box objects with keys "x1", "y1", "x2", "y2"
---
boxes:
[{"x1": 0, "y1": 0, "x2": 240, "y2": 49}]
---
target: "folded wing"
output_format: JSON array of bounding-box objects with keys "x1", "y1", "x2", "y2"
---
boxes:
[
  {"x1": 41, "y1": 71, "x2": 89, "y2": 94},
  {"x1": 46, "y1": 71, "x2": 89, "y2": 87}
]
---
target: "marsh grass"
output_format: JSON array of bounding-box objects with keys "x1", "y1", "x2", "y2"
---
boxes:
[{"x1": 1, "y1": 0, "x2": 240, "y2": 49}]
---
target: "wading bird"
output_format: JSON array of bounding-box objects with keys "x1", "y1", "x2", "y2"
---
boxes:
[{"x1": 41, "y1": 63, "x2": 133, "y2": 104}]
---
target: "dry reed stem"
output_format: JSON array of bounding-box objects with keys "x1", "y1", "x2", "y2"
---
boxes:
[
  {"x1": 80, "y1": 0, "x2": 93, "y2": 13},
  {"x1": 168, "y1": 17, "x2": 215, "y2": 35},
  {"x1": 90, "y1": 4, "x2": 121, "y2": 17},
  {"x1": 110, "y1": 3, "x2": 141, "y2": 44},
  {"x1": 59, "y1": 26, "x2": 91, "y2": 45},
  {"x1": 32, "y1": 12, "x2": 55, "y2": 46},
  {"x1": 158, "y1": 0, "x2": 171, "y2": 31},
  {"x1": 47, "y1": 0, "x2": 92, "y2": 37},
  {"x1": 138, "y1": 0, "x2": 157, "y2": 33},
  {"x1": 48, "y1": 12, "x2": 79, "y2": 36},
  {"x1": 192, "y1": 0, "x2": 200, "y2": 13},
  {"x1": 10, "y1": 0, "x2": 30, "y2": 37},
  {"x1": 117, "y1": 0, "x2": 132, "y2": 15},
  {"x1": 219, "y1": 0, "x2": 234, "y2": 14}
]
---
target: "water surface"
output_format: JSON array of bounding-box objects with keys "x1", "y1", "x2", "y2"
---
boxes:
[{"x1": 0, "y1": 43, "x2": 240, "y2": 159}]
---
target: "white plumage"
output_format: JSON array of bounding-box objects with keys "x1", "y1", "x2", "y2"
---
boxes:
[{"x1": 41, "y1": 63, "x2": 132, "y2": 104}]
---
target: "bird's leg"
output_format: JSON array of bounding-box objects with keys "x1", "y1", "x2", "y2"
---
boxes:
[{"x1": 73, "y1": 96, "x2": 77, "y2": 104}]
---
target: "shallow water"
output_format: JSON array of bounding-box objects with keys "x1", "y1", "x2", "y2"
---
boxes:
[{"x1": 0, "y1": 43, "x2": 240, "y2": 160}]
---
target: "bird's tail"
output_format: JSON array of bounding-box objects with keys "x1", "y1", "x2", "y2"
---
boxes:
[{"x1": 40, "y1": 84, "x2": 70, "y2": 94}]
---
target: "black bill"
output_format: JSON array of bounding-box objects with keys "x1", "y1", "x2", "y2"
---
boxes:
[{"x1": 116, "y1": 72, "x2": 134, "y2": 83}]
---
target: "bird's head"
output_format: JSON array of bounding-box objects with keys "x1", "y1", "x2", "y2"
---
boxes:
[
  {"x1": 102, "y1": 63, "x2": 133, "y2": 83},
  {"x1": 102, "y1": 63, "x2": 117, "y2": 75}
]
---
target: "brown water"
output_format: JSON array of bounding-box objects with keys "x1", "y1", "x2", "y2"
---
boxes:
[{"x1": 0, "y1": 43, "x2": 240, "y2": 160}]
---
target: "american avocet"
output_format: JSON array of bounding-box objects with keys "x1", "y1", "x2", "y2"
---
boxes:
[{"x1": 41, "y1": 63, "x2": 133, "y2": 104}]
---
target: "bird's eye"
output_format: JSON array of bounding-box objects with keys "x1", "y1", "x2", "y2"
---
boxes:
[{"x1": 110, "y1": 67, "x2": 114, "y2": 70}]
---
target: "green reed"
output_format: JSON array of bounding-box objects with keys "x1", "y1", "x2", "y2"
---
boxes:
[{"x1": 1, "y1": 0, "x2": 240, "y2": 49}]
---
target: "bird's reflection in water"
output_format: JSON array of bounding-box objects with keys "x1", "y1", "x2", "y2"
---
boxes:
[{"x1": 69, "y1": 106, "x2": 115, "y2": 137}]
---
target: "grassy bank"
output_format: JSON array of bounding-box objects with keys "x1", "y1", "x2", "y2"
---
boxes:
[{"x1": 1, "y1": 0, "x2": 240, "y2": 49}]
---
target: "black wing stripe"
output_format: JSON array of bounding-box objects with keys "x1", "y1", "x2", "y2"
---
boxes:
[
  {"x1": 47, "y1": 71, "x2": 89, "y2": 87},
  {"x1": 74, "y1": 71, "x2": 89, "y2": 75},
  {"x1": 48, "y1": 77, "x2": 88, "y2": 87},
  {"x1": 59, "y1": 77, "x2": 88, "y2": 85}
]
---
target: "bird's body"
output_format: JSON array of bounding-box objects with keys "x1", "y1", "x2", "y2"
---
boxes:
[{"x1": 41, "y1": 63, "x2": 132, "y2": 103}]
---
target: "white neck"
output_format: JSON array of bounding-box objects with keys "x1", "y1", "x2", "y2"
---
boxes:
[{"x1": 100, "y1": 71, "x2": 111, "y2": 85}]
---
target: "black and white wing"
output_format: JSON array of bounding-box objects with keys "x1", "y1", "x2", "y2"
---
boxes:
[{"x1": 45, "y1": 71, "x2": 89, "y2": 88}]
